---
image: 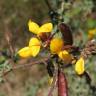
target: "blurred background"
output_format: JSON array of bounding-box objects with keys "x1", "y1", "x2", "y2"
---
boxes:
[{"x1": 0, "y1": 0, "x2": 96, "y2": 96}]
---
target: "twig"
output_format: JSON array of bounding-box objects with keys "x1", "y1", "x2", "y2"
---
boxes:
[
  {"x1": 48, "y1": 63, "x2": 58, "y2": 96},
  {"x1": 44, "y1": 0, "x2": 52, "y2": 11},
  {"x1": 84, "y1": 71, "x2": 91, "y2": 85},
  {"x1": 4, "y1": 22, "x2": 15, "y2": 58},
  {"x1": 1, "y1": 55, "x2": 51, "y2": 78}
]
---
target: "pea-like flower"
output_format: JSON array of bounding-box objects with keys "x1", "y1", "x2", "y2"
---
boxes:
[
  {"x1": 50, "y1": 38, "x2": 72, "y2": 63},
  {"x1": 18, "y1": 37, "x2": 41, "y2": 57},
  {"x1": 50, "y1": 38, "x2": 64, "y2": 54},
  {"x1": 75, "y1": 57, "x2": 85, "y2": 75},
  {"x1": 18, "y1": 20, "x2": 53, "y2": 58},
  {"x1": 28, "y1": 20, "x2": 53, "y2": 36}
]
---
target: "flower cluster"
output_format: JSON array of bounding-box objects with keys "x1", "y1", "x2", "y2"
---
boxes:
[
  {"x1": 18, "y1": 20, "x2": 86, "y2": 76},
  {"x1": 18, "y1": 20, "x2": 53, "y2": 57}
]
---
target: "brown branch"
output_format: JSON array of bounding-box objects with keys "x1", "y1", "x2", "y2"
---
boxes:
[
  {"x1": 4, "y1": 22, "x2": 15, "y2": 58},
  {"x1": 44, "y1": 0, "x2": 52, "y2": 11},
  {"x1": 84, "y1": 71, "x2": 91, "y2": 85},
  {"x1": 48, "y1": 68, "x2": 58, "y2": 96},
  {"x1": 1, "y1": 55, "x2": 51, "y2": 78}
]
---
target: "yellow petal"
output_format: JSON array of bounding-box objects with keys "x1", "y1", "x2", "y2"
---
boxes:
[
  {"x1": 29, "y1": 37, "x2": 41, "y2": 47},
  {"x1": 88, "y1": 29, "x2": 96, "y2": 35},
  {"x1": 18, "y1": 47, "x2": 31, "y2": 58},
  {"x1": 29, "y1": 37, "x2": 41, "y2": 57},
  {"x1": 75, "y1": 57, "x2": 85, "y2": 75},
  {"x1": 28, "y1": 20, "x2": 39, "y2": 34},
  {"x1": 50, "y1": 38, "x2": 64, "y2": 54},
  {"x1": 58, "y1": 50, "x2": 72, "y2": 64},
  {"x1": 88, "y1": 29, "x2": 96, "y2": 40},
  {"x1": 38, "y1": 23, "x2": 53, "y2": 34},
  {"x1": 29, "y1": 46, "x2": 40, "y2": 57},
  {"x1": 48, "y1": 77, "x2": 53, "y2": 85}
]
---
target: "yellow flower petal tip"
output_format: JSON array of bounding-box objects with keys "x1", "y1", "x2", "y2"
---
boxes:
[
  {"x1": 58, "y1": 50, "x2": 72, "y2": 63},
  {"x1": 18, "y1": 47, "x2": 31, "y2": 58},
  {"x1": 28, "y1": 20, "x2": 39, "y2": 34},
  {"x1": 48, "y1": 77, "x2": 53, "y2": 85},
  {"x1": 38, "y1": 23, "x2": 53, "y2": 33},
  {"x1": 75, "y1": 57, "x2": 85, "y2": 75},
  {"x1": 50, "y1": 38, "x2": 64, "y2": 54},
  {"x1": 29, "y1": 37, "x2": 41, "y2": 57}
]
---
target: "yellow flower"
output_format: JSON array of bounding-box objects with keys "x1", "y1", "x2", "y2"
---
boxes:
[
  {"x1": 18, "y1": 37, "x2": 41, "y2": 58},
  {"x1": 50, "y1": 38, "x2": 72, "y2": 63},
  {"x1": 58, "y1": 50, "x2": 72, "y2": 64},
  {"x1": 28, "y1": 20, "x2": 53, "y2": 35},
  {"x1": 88, "y1": 29, "x2": 96, "y2": 40},
  {"x1": 18, "y1": 47, "x2": 31, "y2": 58},
  {"x1": 18, "y1": 20, "x2": 53, "y2": 58},
  {"x1": 50, "y1": 38, "x2": 64, "y2": 54},
  {"x1": 75, "y1": 57, "x2": 85, "y2": 75}
]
